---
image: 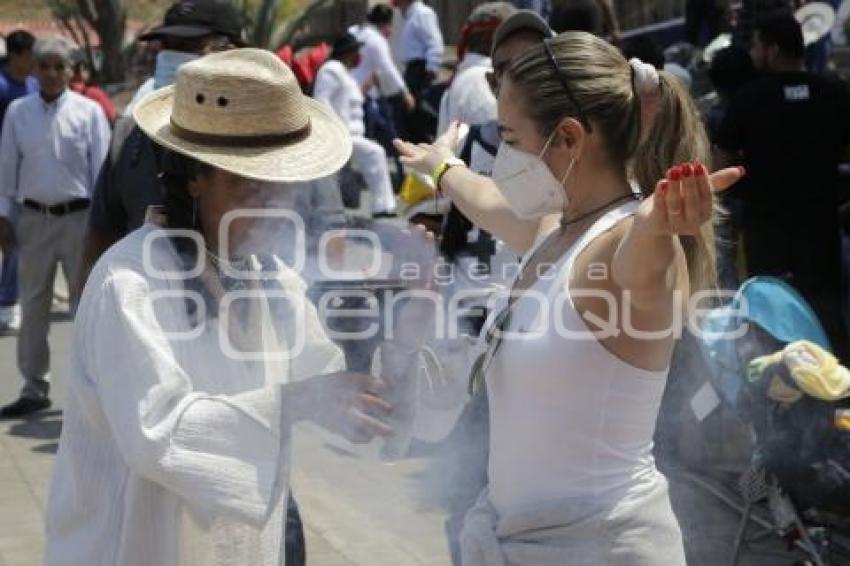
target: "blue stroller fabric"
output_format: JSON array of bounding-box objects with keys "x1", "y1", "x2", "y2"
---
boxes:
[{"x1": 700, "y1": 276, "x2": 831, "y2": 406}]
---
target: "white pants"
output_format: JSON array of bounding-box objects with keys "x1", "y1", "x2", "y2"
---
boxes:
[
  {"x1": 351, "y1": 136, "x2": 396, "y2": 214},
  {"x1": 16, "y1": 207, "x2": 87, "y2": 399}
]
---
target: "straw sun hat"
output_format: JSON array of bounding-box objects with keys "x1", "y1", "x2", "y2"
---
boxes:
[{"x1": 134, "y1": 48, "x2": 352, "y2": 183}]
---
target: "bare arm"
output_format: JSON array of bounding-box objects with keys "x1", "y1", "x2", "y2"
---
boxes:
[
  {"x1": 394, "y1": 122, "x2": 545, "y2": 255},
  {"x1": 613, "y1": 164, "x2": 743, "y2": 311},
  {"x1": 434, "y1": 165, "x2": 544, "y2": 254}
]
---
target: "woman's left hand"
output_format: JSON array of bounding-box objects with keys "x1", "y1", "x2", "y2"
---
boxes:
[{"x1": 642, "y1": 162, "x2": 745, "y2": 236}]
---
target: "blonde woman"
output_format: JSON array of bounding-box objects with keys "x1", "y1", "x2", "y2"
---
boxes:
[{"x1": 396, "y1": 32, "x2": 743, "y2": 564}]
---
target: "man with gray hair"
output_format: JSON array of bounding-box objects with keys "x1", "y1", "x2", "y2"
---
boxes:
[{"x1": 0, "y1": 36, "x2": 110, "y2": 418}]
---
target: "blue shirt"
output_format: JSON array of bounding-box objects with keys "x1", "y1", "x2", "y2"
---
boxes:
[{"x1": 0, "y1": 68, "x2": 38, "y2": 130}]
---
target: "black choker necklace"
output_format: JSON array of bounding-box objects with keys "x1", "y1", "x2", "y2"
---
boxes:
[{"x1": 559, "y1": 193, "x2": 640, "y2": 228}]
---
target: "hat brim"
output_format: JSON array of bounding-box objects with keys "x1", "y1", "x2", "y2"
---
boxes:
[
  {"x1": 492, "y1": 10, "x2": 554, "y2": 57},
  {"x1": 139, "y1": 24, "x2": 216, "y2": 41},
  {"x1": 133, "y1": 84, "x2": 353, "y2": 183}
]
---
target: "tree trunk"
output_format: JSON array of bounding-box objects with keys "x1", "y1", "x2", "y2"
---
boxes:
[{"x1": 80, "y1": 0, "x2": 126, "y2": 84}]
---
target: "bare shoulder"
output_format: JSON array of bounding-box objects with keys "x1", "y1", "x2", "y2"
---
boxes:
[{"x1": 568, "y1": 215, "x2": 684, "y2": 373}]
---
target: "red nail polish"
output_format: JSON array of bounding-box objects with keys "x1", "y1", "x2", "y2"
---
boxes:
[
  {"x1": 668, "y1": 167, "x2": 682, "y2": 181},
  {"x1": 694, "y1": 162, "x2": 706, "y2": 176},
  {"x1": 658, "y1": 180, "x2": 668, "y2": 195},
  {"x1": 737, "y1": 165, "x2": 747, "y2": 176},
  {"x1": 682, "y1": 163, "x2": 693, "y2": 177}
]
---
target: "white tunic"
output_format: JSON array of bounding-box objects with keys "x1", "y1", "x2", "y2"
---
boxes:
[
  {"x1": 313, "y1": 60, "x2": 366, "y2": 137},
  {"x1": 45, "y1": 223, "x2": 345, "y2": 566},
  {"x1": 349, "y1": 24, "x2": 407, "y2": 98},
  {"x1": 436, "y1": 53, "x2": 496, "y2": 135}
]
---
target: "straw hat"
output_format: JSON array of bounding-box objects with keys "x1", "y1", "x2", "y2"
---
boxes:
[{"x1": 134, "y1": 48, "x2": 352, "y2": 183}]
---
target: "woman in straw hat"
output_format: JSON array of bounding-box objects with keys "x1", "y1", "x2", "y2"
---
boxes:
[{"x1": 44, "y1": 48, "x2": 392, "y2": 566}]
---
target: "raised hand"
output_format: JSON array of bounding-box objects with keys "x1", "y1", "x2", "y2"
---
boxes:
[
  {"x1": 393, "y1": 120, "x2": 462, "y2": 176},
  {"x1": 641, "y1": 162, "x2": 745, "y2": 236}
]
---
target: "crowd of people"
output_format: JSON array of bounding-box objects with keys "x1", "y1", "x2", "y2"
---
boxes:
[{"x1": 0, "y1": 0, "x2": 848, "y2": 564}]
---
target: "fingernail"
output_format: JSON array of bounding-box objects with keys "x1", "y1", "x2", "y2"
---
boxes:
[
  {"x1": 667, "y1": 167, "x2": 681, "y2": 181},
  {"x1": 681, "y1": 163, "x2": 693, "y2": 177},
  {"x1": 737, "y1": 165, "x2": 747, "y2": 176},
  {"x1": 658, "y1": 180, "x2": 668, "y2": 195},
  {"x1": 694, "y1": 162, "x2": 706, "y2": 176}
]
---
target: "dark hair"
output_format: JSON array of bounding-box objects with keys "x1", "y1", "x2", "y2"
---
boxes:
[
  {"x1": 756, "y1": 14, "x2": 804, "y2": 59},
  {"x1": 158, "y1": 147, "x2": 213, "y2": 232},
  {"x1": 708, "y1": 46, "x2": 756, "y2": 97},
  {"x1": 6, "y1": 30, "x2": 36, "y2": 55},
  {"x1": 621, "y1": 36, "x2": 664, "y2": 70},
  {"x1": 367, "y1": 4, "x2": 394, "y2": 26}
]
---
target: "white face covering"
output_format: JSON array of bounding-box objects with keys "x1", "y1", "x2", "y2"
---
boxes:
[{"x1": 491, "y1": 132, "x2": 575, "y2": 220}]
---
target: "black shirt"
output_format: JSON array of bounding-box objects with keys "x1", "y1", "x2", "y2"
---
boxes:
[
  {"x1": 716, "y1": 70, "x2": 850, "y2": 219},
  {"x1": 89, "y1": 116, "x2": 165, "y2": 235}
]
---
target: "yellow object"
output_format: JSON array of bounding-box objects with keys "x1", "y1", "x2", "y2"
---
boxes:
[
  {"x1": 783, "y1": 340, "x2": 850, "y2": 401},
  {"x1": 431, "y1": 160, "x2": 453, "y2": 189},
  {"x1": 835, "y1": 409, "x2": 850, "y2": 431},
  {"x1": 399, "y1": 172, "x2": 435, "y2": 206}
]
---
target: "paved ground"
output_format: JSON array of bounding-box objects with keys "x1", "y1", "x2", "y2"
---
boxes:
[{"x1": 0, "y1": 274, "x2": 821, "y2": 566}]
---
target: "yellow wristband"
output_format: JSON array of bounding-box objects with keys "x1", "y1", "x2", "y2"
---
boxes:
[{"x1": 430, "y1": 158, "x2": 464, "y2": 194}]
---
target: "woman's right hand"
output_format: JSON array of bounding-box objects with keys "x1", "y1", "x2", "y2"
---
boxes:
[
  {"x1": 393, "y1": 120, "x2": 463, "y2": 176},
  {"x1": 290, "y1": 371, "x2": 392, "y2": 443}
]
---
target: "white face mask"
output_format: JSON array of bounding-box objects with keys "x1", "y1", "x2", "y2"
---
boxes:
[{"x1": 491, "y1": 132, "x2": 575, "y2": 220}]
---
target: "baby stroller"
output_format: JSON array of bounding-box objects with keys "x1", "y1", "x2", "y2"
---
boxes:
[{"x1": 698, "y1": 276, "x2": 850, "y2": 565}]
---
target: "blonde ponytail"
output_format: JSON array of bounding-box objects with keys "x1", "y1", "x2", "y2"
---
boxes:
[
  {"x1": 632, "y1": 71, "x2": 715, "y2": 292},
  {"x1": 507, "y1": 33, "x2": 716, "y2": 293}
]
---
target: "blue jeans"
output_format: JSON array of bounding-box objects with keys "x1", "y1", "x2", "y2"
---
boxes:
[{"x1": 0, "y1": 246, "x2": 17, "y2": 307}]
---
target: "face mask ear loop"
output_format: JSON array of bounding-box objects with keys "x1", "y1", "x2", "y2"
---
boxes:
[
  {"x1": 558, "y1": 156, "x2": 576, "y2": 216},
  {"x1": 538, "y1": 129, "x2": 559, "y2": 159}
]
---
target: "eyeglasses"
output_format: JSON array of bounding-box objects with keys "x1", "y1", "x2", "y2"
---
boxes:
[{"x1": 542, "y1": 38, "x2": 593, "y2": 133}]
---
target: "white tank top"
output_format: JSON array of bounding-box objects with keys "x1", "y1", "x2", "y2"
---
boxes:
[{"x1": 486, "y1": 201, "x2": 669, "y2": 515}]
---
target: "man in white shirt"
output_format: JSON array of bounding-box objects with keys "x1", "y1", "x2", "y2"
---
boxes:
[
  {"x1": 437, "y1": 2, "x2": 516, "y2": 135},
  {"x1": 0, "y1": 37, "x2": 110, "y2": 418},
  {"x1": 314, "y1": 33, "x2": 397, "y2": 217},
  {"x1": 350, "y1": 4, "x2": 414, "y2": 185},
  {"x1": 351, "y1": 5, "x2": 413, "y2": 110},
  {"x1": 392, "y1": 0, "x2": 445, "y2": 141}
]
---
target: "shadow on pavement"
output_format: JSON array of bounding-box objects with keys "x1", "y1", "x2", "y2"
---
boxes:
[
  {"x1": 6, "y1": 409, "x2": 63, "y2": 443},
  {"x1": 32, "y1": 442, "x2": 59, "y2": 454}
]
